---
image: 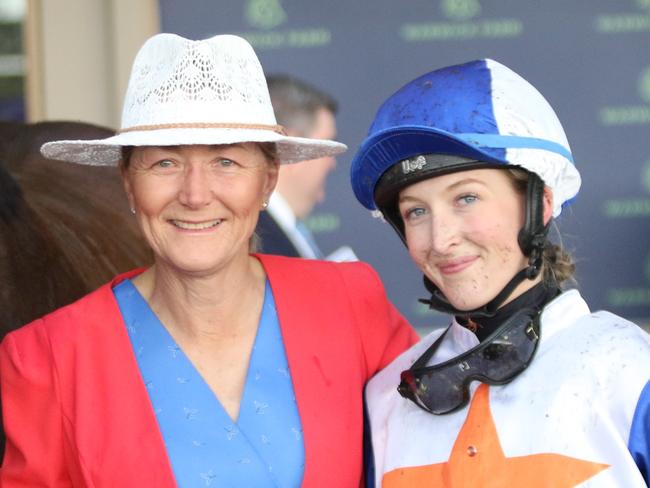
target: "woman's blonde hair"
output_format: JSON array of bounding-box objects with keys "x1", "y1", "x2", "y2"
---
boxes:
[{"x1": 507, "y1": 168, "x2": 576, "y2": 288}]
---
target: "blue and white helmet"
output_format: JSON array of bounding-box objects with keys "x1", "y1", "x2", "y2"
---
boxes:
[{"x1": 350, "y1": 58, "x2": 581, "y2": 219}]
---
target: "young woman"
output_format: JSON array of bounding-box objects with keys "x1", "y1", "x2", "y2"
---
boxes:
[{"x1": 351, "y1": 58, "x2": 650, "y2": 487}]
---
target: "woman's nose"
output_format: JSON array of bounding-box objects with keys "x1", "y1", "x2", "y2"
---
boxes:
[
  {"x1": 430, "y1": 214, "x2": 459, "y2": 254},
  {"x1": 178, "y1": 165, "x2": 212, "y2": 208}
]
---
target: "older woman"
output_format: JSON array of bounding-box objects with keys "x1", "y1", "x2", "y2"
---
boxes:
[
  {"x1": 0, "y1": 34, "x2": 417, "y2": 486},
  {"x1": 351, "y1": 59, "x2": 650, "y2": 486}
]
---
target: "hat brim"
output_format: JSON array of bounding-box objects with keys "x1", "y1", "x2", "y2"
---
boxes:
[
  {"x1": 351, "y1": 125, "x2": 508, "y2": 210},
  {"x1": 41, "y1": 127, "x2": 347, "y2": 166}
]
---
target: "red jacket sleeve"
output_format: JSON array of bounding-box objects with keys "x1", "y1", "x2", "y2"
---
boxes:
[
  {"x1": 337, "y1": 261, "x2": 419, "y2": 380},
  {"x1": 0, "y1": 322, "x2": 74, "y2": 486}
]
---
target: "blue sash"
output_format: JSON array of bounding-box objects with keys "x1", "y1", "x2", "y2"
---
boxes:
[{"x1": 113, "y1": 279, "x2": 304, "y2": 487}]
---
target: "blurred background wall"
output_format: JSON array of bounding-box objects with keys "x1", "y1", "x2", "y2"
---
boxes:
[
  {"x1": 3, "y1": 0, "x2": 649, "y2": 333},
  {"x1": 0, "y1": 0, "x2": 159, "y2": 125}
]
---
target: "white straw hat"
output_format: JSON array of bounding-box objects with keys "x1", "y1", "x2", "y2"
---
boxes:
[{"x1": 41, "y1": 33, "x2": 347, "y2": 165}]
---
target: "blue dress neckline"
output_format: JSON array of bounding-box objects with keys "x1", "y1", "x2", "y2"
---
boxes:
[{"x1": 113, "y1": 278, "x2": 305, "y2": 487}]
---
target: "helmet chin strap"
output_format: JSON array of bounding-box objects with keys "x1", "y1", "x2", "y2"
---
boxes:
[{"x1": 419, "y1": 173, "x2": 549, "y2": 318}]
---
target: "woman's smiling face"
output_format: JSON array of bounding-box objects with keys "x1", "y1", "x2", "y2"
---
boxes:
[
  {"x1": 398, "y1": 168, "x2": 541, "y2": 311},
  {"x1": 122, "y1": 143, "x2": 278, "y2": 276}
]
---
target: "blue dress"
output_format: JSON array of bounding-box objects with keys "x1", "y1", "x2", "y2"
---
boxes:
[{"x1": 113, "y1": 279, "x2": 305, "y2": 487}]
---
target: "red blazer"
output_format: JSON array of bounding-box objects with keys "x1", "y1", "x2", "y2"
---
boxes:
[{"x1": 1, "y1": 255, "x2": 417, "y2": 487}]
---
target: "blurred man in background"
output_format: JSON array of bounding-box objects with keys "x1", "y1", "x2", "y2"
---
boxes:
[{"x1": 257, "y1": 74, "x2": 355, "y2": 260}]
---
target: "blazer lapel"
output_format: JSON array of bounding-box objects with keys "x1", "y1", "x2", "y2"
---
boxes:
[
  {"x1": 258, "y1": 254, "x2": 331, "y2": 486},
  {"x1": 63, "y1": 271, "x2": 177, "y2": 486}
]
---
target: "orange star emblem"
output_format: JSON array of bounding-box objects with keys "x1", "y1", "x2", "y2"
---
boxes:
[{"x1": 384, "y1": 384, "x2": 609, "y2": 487}]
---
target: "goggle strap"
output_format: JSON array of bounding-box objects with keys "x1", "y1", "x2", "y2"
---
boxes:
[
  {"x1": 411, "y1": 324, "x2": 452, "y2": 370},
  {"x1": 420, "y1": 266, "x2": 531, "y2": 318}
]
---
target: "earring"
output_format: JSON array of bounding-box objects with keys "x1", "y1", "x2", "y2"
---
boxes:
[
  {"x1": 130, "y1": 207, "x2": 136, "y2": 215},
  {"x1": 261, "y1": 201, "x2": 269, "y2": 210}
]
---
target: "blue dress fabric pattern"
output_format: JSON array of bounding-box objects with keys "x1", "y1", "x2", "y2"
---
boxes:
[{"x1": 113, "y1": 279, "x2": 305, "y2": 488}]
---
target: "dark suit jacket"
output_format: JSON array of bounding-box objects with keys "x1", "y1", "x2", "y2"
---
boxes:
[{"x1": 255, "y1": 210, "x2": 301, "y2": 257}]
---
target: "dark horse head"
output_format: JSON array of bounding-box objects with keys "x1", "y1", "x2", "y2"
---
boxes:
[{"x1": 0, "y1": 121, "x2": 151, "y2": 337}]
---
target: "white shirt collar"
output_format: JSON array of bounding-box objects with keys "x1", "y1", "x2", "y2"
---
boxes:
[
  {"x1": 538, "y1": 288, "x2": 590, "y2": 340},
  {"x1": 267, "y1": 191, "x2": 296, "y2": 229},
  {"x1": 266, "y1": 192, "x2": 318, "y2": 259}
]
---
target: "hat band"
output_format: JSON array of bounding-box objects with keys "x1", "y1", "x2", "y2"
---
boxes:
[{"x1": 118, "y1": 122, "x2": 287, "y2": 136}]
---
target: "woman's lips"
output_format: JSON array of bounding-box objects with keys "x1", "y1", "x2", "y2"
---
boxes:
[{"x1": 437, "y1": 256, "x2": 477, "y2": 275}]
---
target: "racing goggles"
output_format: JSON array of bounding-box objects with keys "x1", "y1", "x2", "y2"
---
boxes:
[{"x1": 398, "y1": 307, "x2": 541, "y2": 415}]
